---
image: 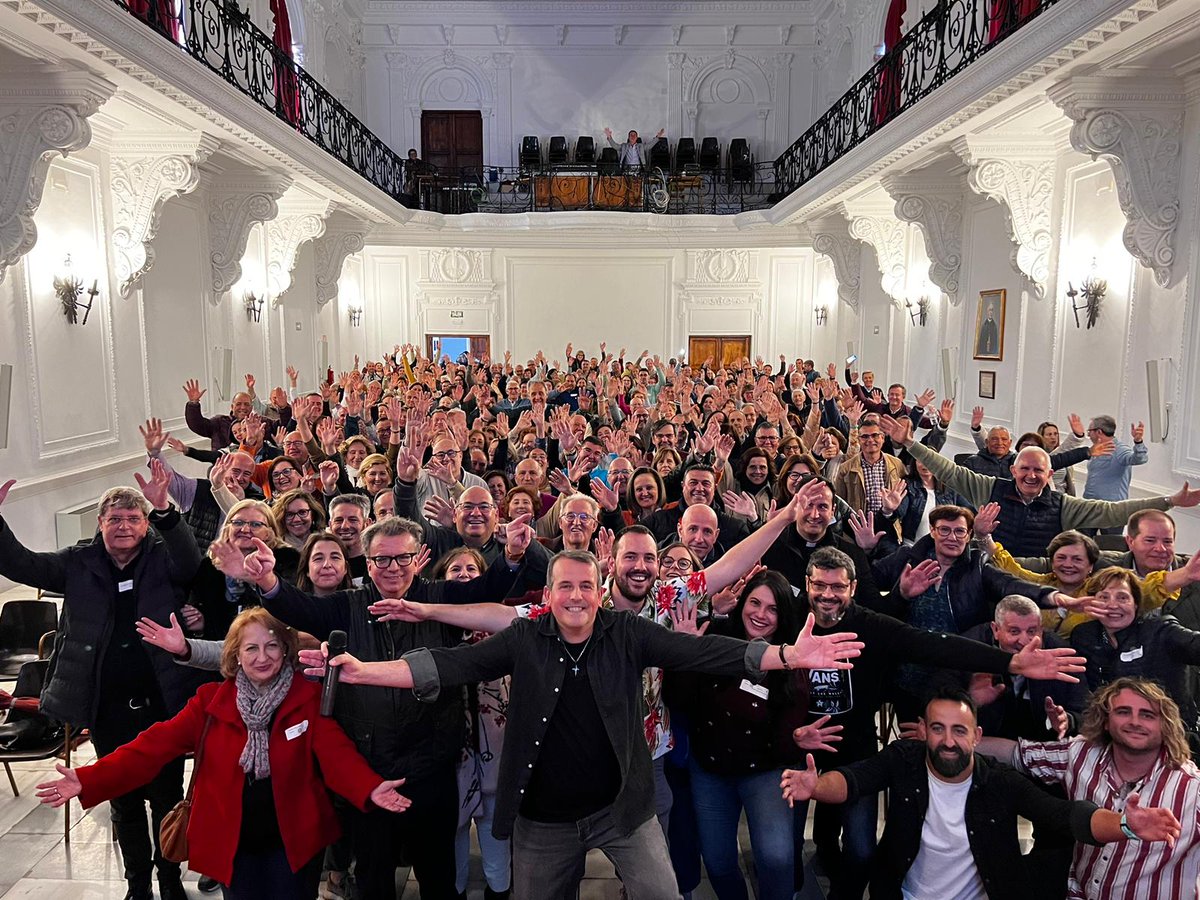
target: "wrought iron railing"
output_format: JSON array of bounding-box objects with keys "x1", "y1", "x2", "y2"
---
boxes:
[
  {"x1": 111, "y1": 0, "x2": 408, "y2": 202},
  {"x1": 111, "y1": 0, "x2": 1059, "y2": 214},
  {"x1": 772, "y1": 0, "x2": 1062, "y2": 200}
]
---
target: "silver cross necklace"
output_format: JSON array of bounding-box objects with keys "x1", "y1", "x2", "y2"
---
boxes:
[{"x1": 561, "y1": 636, "x2": 592, "y2": 676}]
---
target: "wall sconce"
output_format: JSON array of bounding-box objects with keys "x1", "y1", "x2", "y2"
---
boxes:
[
  {"x1": 906, "y1": 295, "x2": 929, "y2": 327},
  {"x1": 814, "y1": 304, "x2": 828, "y2": 326},
  {"x1": 243, "y1": 290, "x2": 265, "y2": 323},
  {"x1": 53, "y1": 254, "x2": 98, "y2": 326},
  {"x1": 348, "y1": 306, "x2": 363, "y2": 327},
  {"x1": 1065, "y1": 258, "x2": 1106, "y2": 329}
]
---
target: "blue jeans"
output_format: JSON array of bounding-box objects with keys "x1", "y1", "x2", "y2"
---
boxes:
[
  {"x1": 688, "y1": 760, "x2": 793, "y2": 900},
  {"x1": 512, "y1": 807, "x2": 680, "y2": 900}
]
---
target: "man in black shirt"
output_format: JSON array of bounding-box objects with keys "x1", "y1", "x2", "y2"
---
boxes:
[{"x1": 296, "y1": 497, "x2": 867, "y2": 900}]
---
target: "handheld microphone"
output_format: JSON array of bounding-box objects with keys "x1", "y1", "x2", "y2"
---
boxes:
[{"x1": 319, "y1": 630, "x2": 348, "y2": 717}]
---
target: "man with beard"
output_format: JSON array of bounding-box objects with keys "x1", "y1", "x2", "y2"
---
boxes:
[
  {"x1": 781, "y1": 688, "x2": 1182, "y2": 900},
  {"x1": 328, "y1": 494, "x2": 371, "y2": 583},
  {"x1": 979, "y1": 677, "x2": 1200, "y2": 900},
  {"x1": 784, "y1": 546, "x2": 1091, "y2": 900}
]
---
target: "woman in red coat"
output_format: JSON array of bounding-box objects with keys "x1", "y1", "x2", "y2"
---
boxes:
[{"x1": 36, "y1": 607, "x2": 410, "y2": 899}]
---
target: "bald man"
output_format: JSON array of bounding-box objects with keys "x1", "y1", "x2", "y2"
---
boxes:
[
  {"x1": 676, "y1": 504, "x2": 723, "y2": 565},
  {"x1": 883, "y1": 417, "x2": 1200, "y2": 557}
]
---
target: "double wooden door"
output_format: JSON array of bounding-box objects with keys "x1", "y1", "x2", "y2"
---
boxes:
[
  {"x1": 420, "y1": 110, "x2": 483, "y2": 177},
  {"x1": 688, "y1": 336, "x2": 751, "y2": 368}
]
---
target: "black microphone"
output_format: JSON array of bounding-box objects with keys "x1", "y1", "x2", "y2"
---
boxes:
[{"x1": 319, "y1": 630, "x2": 348, "y2": 717}]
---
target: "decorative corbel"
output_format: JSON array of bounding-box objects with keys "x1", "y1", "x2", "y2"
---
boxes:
[
  {"x1": 204, "y1": 169, "x2": 292, "y2": 304},
  {"x1": 807, "y1": 214, "x2": 865, "y2": 311},
  {"x1": 882, "y1": 165, "x2": 966, "y2": 305},
  {"x1": 842, "y1": 192, "x2": 909, "y2": 305},
  {"x1": 266, "y1": 189, "x2": 335, "y2": 303},
  {"x1": 1048, "y1": 75, "x2": 1184, "y2": 288},
  {"x1": 312, "y1": 211, "x2": 370, "y2": 308}
]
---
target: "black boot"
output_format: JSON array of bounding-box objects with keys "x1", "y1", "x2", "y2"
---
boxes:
[
  {"x1": 121, "y1": 881, "x2": 153, "y2": 900},
  {"x1": 197, "y1": 875, "x2": 221, "y2": 894},
  {"x1": 158, "y1": 874, "x2": 189, "y2": 900}
]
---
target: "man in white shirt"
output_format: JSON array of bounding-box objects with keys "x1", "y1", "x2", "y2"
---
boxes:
[
  {"x1": 603, "y1": 127, "x2": 665, "y2": 168},
  {"x1": 781, "y1": 688, "x2": 1181, "y2": 899}
]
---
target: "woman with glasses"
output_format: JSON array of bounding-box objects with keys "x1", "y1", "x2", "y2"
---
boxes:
[
  {"x1": 263, "y1": 456, "x2": 304, "y2": 501},
  {"x1": 270, "y1": 489, "x2": 327, "y2": 551},
  {"x1": 658, "y1": 543, "x2": 703, "y2": 580},
  {"x1": 874, "y1": 454, "x2": 968, "y2": 547},
  {"x1": 186, "y1": 499, "x2": 300, "y2": 639},
  {"x1": 43, "y1": 608, "x2": 412, "y2": 900}
]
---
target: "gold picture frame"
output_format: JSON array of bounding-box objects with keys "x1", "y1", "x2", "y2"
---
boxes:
[{"x1": 973, "y1": 289, "x2": 1006, "y2": 361}]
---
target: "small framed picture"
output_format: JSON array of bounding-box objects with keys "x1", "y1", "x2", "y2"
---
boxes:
[
  {"x1": 978, "y1": 370, "x2": 996, "y2": 400},
  {"x1": 973, "y1": 289, "x2": 1006, "y2": 361}
]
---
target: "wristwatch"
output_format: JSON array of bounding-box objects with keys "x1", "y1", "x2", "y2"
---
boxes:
[{"x1": 1120, "y1": 811, "x2": 1138, "y2": 840}]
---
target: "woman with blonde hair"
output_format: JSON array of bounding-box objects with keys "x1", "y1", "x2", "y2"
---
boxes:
[
  {"x1": 39, "y1": 608, "x2": 411, "y2": 899},
  {"x1": 356, "y1": 453, "x2": 393, "y2": 498}
]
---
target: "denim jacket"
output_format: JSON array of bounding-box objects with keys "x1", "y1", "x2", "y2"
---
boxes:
[{"x1": 405, "y1": 607, "x2": 768, "y2": 839}]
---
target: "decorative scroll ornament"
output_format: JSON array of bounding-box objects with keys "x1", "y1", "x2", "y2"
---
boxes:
[
  {"x1": 882, "y1": 168, "x2": 965, "y2": 305},
  {"x1": 312, "y1": 211, "x2": 370, "y2": 308},
  {"x1": 808, "y1": 214, "x2": 864, "y2": 311},
  {"x1": 205, "y1": 172, "x2": 291, "y2": 304},
  {"x1": 1049, "y1": 76, "x2": 1184, "y2": 288},
  {"x1": 266, "y1": 191, "x2": 335, "y2": 301}
]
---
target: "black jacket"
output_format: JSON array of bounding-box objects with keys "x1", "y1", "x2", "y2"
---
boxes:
[
  {"x1": 261, "y1": 553, "x2": 545, "y2": 780},
  {"x1": 642, "y1": 497, "x2": 753, "y2": 548},
  {"x1": 960, "y1": 445, "x2": 1091, "y2": 480},
  {"x1": 405, "y1": 607, "x2": 769, "y2": 839},
  {"x1": 1070, "y1": 615, "x2": 1200, "y2": 734},
  {"x1": 759, "y1": 525, "x2": 884, "y2": 608},
  {"x1": 804, "y1": 604, "x2": 1013, "y2": 765},
  {"x1": 870, "y1": 536, "x2": 1055, "y2": 632},
  {"x1": 0, "y1": 508, "x2": 210, "y2": 727},
  {"x1": 837, "y1": 740, "x2": 1099, "y2": 899},
  {"x1": 956, "y1": 623, "x2": 1088, "y2": 741}
]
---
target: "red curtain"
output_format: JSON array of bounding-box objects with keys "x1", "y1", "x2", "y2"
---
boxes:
[
  {"x1": 128, "y1": 0, "x2": 179, "y2": 42},
  {"x1": 989, "y1": 0, "x2": 1039, "y2": 42},
  {"x1": 270, "y1": 0, "x2": 302, "y2": 126},
  {"x1": 872, "y1": 0, "x2": 907, "y2": 126}
]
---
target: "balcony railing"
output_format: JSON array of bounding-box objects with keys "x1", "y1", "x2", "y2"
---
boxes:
[
  {"x1": 111, "y1": 0, "x2": 1059, "y2": 215},
  {"x1": 772, "y1": 0, "x2": 1063, "y2": 200}
]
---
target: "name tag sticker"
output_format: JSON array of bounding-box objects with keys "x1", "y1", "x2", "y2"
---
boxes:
[
  {"x1": 285, "y1": 720, "x2": 309, "y2": 741},
  {"x1": 1119, "y1": 646, "x2": 1144, "y2": 663},
  {"x1": 118, "y1": 580, "x2": 133, "y2": 592},
  {"x1": 739, "y1": 679, "x2": 769, "y2": 700}
]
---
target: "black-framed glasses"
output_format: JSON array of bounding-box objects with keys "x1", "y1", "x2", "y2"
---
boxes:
[
  {"x1": 367, "y1": 553, "x2": 418, "y2": 568},
  {"x1": 430, "y1": 449, "x2": 461, "y2": 462}
]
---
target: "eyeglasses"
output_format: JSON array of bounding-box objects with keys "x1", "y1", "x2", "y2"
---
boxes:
[
  {"x1": 458, "y1": 502, "x2": 495, "y2": 514},
  {"x1": 858, "y1": 433, "x2": 884, "y2": 442},
  {"x1": 230, "y1": 519, "x2": 270, "y2": 531},
  {"x1": 367, "y1": 553, "x2": 418, "y2": 568},
  {"x1": 284, "y1": 509, "x2": 312, "y2": 520},
  {"x1": 808, "y1": 580, "x2": 852, "y2": 594},
  {"x1": 785, "y1": 471, "x2": 807, "y2": 483},
  {"x1": 272, "y1": 468, "x2": 298, "y2": 480},
  {"x1": 660, "y1": 556, "x2": 695, "y2": 572},
  {"x1": 562, "y1": 513, "x2": 595, "y2": 525},
  {"x1": 430, "y1": 449, "x2": 461, "y2": 462},
  {"x1": 103, "y1": 515, "x2": 146, "y2": 528},
  {"x1": 933, "y1": 526, "x2": 970, "y2": 539}
]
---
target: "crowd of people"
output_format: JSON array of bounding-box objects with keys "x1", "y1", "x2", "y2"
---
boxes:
[{"x1": 3, "y1": 341, "x2": 1200, "y2": 900}]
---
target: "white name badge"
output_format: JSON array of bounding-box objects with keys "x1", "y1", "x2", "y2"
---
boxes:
[
  {"x1": 739, "y1": 679, "x2": 769, "y2": 700},
  {"x1": 118, "y1": 579, "x2": 134, "y2": 592},
  {"x1": 1119, "y1": 646, "x2": 1144, "y2": 663},
  {"x1": 285, "y1": 720, "x2": 309, "y2": 741}
]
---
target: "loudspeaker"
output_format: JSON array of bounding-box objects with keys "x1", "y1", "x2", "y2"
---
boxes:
[
  {"x1": 1146, "y1": 357, "x2": 1172, "y2": 443},
  {"x1": 0, "y1": 363, "x2": 12, "y2": 450},
  {"x1": 941, "y1": 347, "x2": 958, "y2": 402},
  {"x1": 212, "y1": 347, "x2": 233, "y2": 401}
]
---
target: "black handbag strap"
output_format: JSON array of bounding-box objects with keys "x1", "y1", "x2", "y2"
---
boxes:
[{"x1": 184, "y1": 715, "x2": 214, "y2": 802}]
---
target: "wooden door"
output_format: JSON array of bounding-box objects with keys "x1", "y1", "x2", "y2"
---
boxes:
[
  {"x1": 688, "y1": 336, "x2": 751, "y2": 368},
  {"x1": 426, "y1": 334, "x2": 491, "y2": 364},
  {"x1": 420, "y1": 110, "x2": 484, "y2": 178}
]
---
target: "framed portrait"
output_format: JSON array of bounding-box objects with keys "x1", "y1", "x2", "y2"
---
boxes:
[
  {"x1": 978, "y1": 370, "x2": 996, "y2": 400},
  {"x1": 973, "y1": 289, "x2": 1006, "y2": 361}
]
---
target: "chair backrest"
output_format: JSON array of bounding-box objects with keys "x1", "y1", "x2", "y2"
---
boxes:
[
  {"x1": 575, "y1": 135, "x2": 595, "y2": 163},
  {"x1": 11, "y1": 658, "x2": 48, "y2": 700},
  {"x1": 520, "y1": 136, "x2": 541, "y2": 167},
  {"x1": 675, "y1": 137, "x2": 696, "y2": 168},
  {"x1": 597, "y1": 146, "x2": 619, "y2": 175},
  {"x1": 953, "y1": 453, "x2": 974, "y2": 466},
  {"x1": 699, "y1": 137, "x2": 720, "y2": 169},
  {"x1": 548, "y1": 135, "x2": 568, "y2": 163},
  {"x1": 0, "y1": 601, "x2": 60, "y2": 653},
  {"x1": 649, "y1": 138, "x2": 671, "y2": 169}
]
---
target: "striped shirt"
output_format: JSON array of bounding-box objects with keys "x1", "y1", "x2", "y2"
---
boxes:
[{"x1": 1015, "y1": 737, "x2": 1200, "y2": 899}]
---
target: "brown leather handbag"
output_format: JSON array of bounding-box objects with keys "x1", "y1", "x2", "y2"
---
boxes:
[{"x1": 159, "y1": 714, "x2": 213, "y2": 863}]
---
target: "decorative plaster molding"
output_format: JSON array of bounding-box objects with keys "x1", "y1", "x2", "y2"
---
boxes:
[
  {"x1": 671, "y1": 25, "x2": 683, "y2": 46},
  {"x1": 686, "y1": 294, "x2": 756, "y2": 307},
  {"x1": 953, "y1": 135, "x2": 1056, "y2": 299},
  {"x1": 312, "y1": 211, "x2": 370, "y2": 308},
  {"x1": 843, "y1": 194, "x2": 908, "y2": 304},
  {"x1": 266, "y1": 191, "x2": 336, "y2": 301},
  {"x1": 0, "y1": 65, "x2": 116, "y2": 284},
  {"x1": 1048, "y1": 75, "x2": 1184, "y2": 288},
  {"x1": 693, "y1": 248, "x2": 750, "y2": 284},
  {"x1": 204, "y1": 171, "x2": 291, "y2": 304},
  {"x1": 882, "y1": 169, "x2": 965, "y2": 305},
  {"x1": 614, "y1": 25, "x2": 626, "y2": 46},
  {"x1": 808, "y1": 214, "x2": 863, "y2": 310},
  {"x1": 428, "y1": 247, "x2": 487, "y2": 283},
  {"x1": 419, "y1": 293, "x2": 497, "y2": 307},
  {"x1": 110, "y1": 132, "x2": 219, "y2": 298}
]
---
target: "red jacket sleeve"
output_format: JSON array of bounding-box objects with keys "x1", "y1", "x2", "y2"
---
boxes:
[
  {"x1": 76, "y1": 686, "x2": 210, "y2": 809},
  {"x1": 308, "y1": 710, "x2": 383, "y2": 812}
]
